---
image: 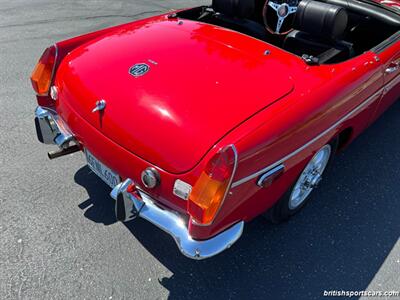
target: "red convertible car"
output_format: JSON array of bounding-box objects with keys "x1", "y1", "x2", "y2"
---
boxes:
[{"x1": 32, "y1": 0, "x2": 399, "y2": 259}]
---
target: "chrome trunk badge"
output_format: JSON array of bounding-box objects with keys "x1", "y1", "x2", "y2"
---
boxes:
[
  {"x1": 129, "y1": 63, "x2": 150, "y2": 77},
  {"x1": 92, "y1": 99, "x2": 106, "y2": 113}
]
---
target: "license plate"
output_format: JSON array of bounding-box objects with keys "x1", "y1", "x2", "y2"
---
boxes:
[{"x1": 85, "y1": 149, "x2": 121, "y2": 188}]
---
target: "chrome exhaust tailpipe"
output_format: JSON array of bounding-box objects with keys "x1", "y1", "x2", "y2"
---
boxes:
[{"x1": 48, "y1": 145, "x2": 80, "y2": 160}]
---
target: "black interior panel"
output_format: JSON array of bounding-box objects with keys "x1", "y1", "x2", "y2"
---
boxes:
[{"x1": 177, "y1": 0, "x2": 399, "y2": 64}]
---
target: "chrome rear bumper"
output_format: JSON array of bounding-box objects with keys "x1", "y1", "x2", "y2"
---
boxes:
[
  {"x1": 111, "y1": 179, "x2": 244, "y2": 260},
  {"x1": 35, "y1": 106, "x2": 244, "y2": 260}
]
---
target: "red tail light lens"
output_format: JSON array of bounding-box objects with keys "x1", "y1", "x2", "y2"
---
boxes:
[
  {"x1": 188, "y1": 145, "x2": 238, "y2": 225},
  {"x1": 30, "y1": 45, "x2": 57, "y2": 96}
]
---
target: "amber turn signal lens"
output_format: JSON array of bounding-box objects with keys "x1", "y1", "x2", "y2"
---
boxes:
[
  {"x1": 188, "y1": 145, "x2": 237, "y2": 225},
  {"x1": 30, "y1": 46, "x2": 57, "y2": 95}
]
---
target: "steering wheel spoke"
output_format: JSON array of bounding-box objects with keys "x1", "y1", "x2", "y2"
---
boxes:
[
  {"x1": 268, "y1": 1, "x2": 280, "y2": 11},
  {"x1": 288, "y1": 6, "x2": 297, "y2": 14},
  {"x1": 276, "y1": 16, "x2": 285, "y2": 33}
]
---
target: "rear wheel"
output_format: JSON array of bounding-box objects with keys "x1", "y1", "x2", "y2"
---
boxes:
[{"x1": 267, "y1": 139, "x2": 337, "y2": 223}]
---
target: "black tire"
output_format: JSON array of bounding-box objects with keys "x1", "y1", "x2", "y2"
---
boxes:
[{"x1": 265, "y1": 138, "x2": 338, "y2": 224}]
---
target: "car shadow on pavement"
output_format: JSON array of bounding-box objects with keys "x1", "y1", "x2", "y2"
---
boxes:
[
  {"x1": 75, "y1": 167, "x2": 117, "y2": 226},
  {"x1": 74, "y1": 101, "x2": 400, "y2": 300}
]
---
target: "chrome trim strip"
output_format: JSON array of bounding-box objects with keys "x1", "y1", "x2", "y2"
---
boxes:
[
  {"x1": 231, "y1": 83, "x2": 392, "y2": 188},
  {"x1": 256, "y1": 164, "x2": 285, "y2": 187},
  {"x1": 111, "y1": 179, "x2": 244, "y2": 260},
  {"x1": 385, "y1": 73, "x2": 400, "y2": 90},
  {"x1": 372, "y1": 31, "x2": 400, "y2": 53},
  {"x1": 50, "y1": 44, "x2": 59, "y2": 90}
]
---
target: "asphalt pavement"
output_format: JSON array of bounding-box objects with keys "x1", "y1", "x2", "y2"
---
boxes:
[{"x1": 0, "y1": 1, "x2": 399, "y2": 299}]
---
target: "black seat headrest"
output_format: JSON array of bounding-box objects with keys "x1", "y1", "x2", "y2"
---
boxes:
[
  {"x1": 294, "y1": 0, "x2": 348, "y2": 40},
  {"x1": 212, "y1": 0, "x2": 255, "y2": 19}
]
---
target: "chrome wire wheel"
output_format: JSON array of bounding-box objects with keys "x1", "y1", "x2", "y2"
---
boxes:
[{"x1": 289, "y1": 144, "x2": 332, "y2": 210}]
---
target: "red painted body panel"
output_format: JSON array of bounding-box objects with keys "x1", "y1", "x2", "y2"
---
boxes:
[
  {"x1": 191, "y1": 51, "x2": 387, "y2": 239},
  {"x1": 42, "y1": 9, "x2": 400, "y2": 240},
  {"x1": 373, "y1": 0, "x2": 400, "y2": 10},
  {"x1": 55, "y1": 17, "x2": 294, "y2": 174},
  {"x1": 371, "y1": 41, "x2": 400, "y2": 121}
]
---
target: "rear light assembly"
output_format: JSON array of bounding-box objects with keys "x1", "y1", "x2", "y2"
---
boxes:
[
  {"x1": 188, "y1": 145, "x2": 238, "y2": 225},
  {"x1": 30, "y1": 45, "x2": 57, "y2": 96}
]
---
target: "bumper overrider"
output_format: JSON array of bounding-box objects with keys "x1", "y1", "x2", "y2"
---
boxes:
[
  {"x1": 34, "y1": 106, "x2": 244, "y2": 259},
  {"x1": 35, "y1": 106, "x2": 74, "y2": 147}
]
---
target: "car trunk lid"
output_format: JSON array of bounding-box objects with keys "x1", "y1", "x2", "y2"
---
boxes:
[{"x1": 55, "y1": 19, "x2": 294, "y2": 173}]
